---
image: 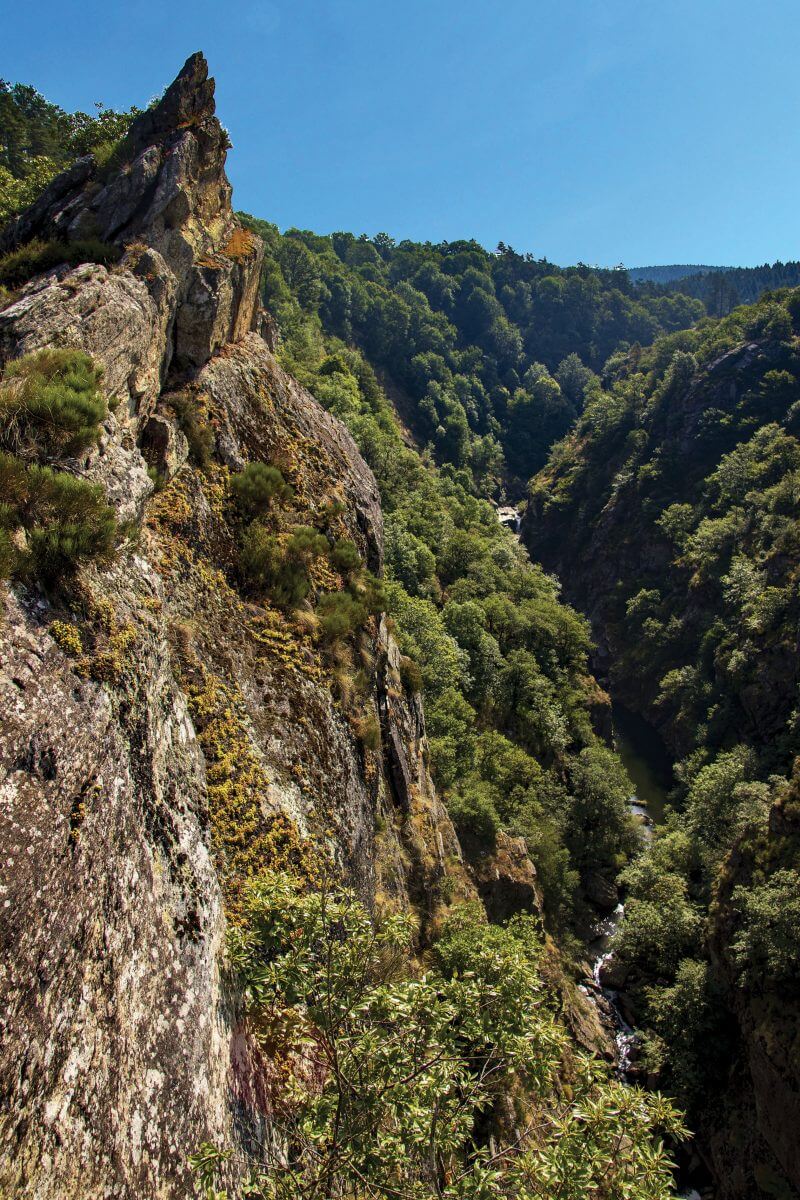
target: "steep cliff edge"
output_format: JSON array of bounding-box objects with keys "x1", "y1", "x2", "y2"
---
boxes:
[{"x1": 0, "y1": 55, "x2": 472, "y2": 1199}]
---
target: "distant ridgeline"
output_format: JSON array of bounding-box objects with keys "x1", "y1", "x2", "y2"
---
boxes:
[
  {"x1": 628, "y1": 264, "x2": 728, "y2": 284},
  {"x1": 631, "y1": 260, "x2": 800, "y2": 316}
]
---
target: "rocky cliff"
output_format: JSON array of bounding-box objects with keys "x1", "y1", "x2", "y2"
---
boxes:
[{"x1": 0, "y1": 55, "x2": 474, "y2": 1198}]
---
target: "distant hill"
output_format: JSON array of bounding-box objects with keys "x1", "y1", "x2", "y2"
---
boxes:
[
  {"x1": 629, "y1": 261, "x2": 800, "y2": 315},
  {"x1": 627, "y1": 264, "x2": 727, "y2": 284}
]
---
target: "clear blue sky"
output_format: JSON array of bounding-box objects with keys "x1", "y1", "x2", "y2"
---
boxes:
[{"x1": 2, "y1": 0, "x2": 799, "y2": 267}]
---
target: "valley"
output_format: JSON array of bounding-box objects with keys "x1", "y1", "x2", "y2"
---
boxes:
[{"x1": 0, "y1": 45, "x2": 798, "y2": 1200}]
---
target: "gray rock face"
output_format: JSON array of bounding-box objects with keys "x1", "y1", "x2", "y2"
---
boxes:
[
  {"x1": 0, "y1": 578, "x2": 233, "y2": 1200},
  {"x1": 0, "y1": 52, "x2": 264, "y2": 376},
  {"x1": 140, "y1": 414, "x2": 190, "y2": 481},
  {"x1": 0, "y1": 254, "x2": 176, "y2": 428},
  {"x1": 197, "y1": 335, "x2": 384, "y2": 573}
]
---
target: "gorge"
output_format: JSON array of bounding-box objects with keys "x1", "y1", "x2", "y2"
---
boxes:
[{"x1": 0, "y1": 48, "x2": 799, "y2": 1200}]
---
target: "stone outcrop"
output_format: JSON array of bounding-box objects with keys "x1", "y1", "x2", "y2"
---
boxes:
[
  {"x1": 0, "y1": 52, "x2": 264, "y2": 377},
  {"x1": 471, "y1": 832, "x2": 543, "y2": 924},
  {"x1": 0, "y1": 54, "x2": 472, "y2": 1199}
]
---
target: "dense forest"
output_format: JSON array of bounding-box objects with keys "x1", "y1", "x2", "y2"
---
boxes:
[
  {"x1": 236, "y1": 211, "x2": 642, "y2": 940},
  {"x1": 628, "y1": 265, "x2": 726, "y2": 284},
  {"x1": 241, "y1": 222, "x2": 707, "y2": 486},
  {"x1": 634, "y1": 261, "x2": 800, "y2": 317}
]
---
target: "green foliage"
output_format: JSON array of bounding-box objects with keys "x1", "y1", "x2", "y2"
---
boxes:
[
  {"x1": 0, "y1": 349, "x2": 118, "y2": 586},
  {"x1": 729, "y1": 869, "x2": 800, "y2": 984},
  {"x1": 317, "y1": 589, "x2": 366, "y2": 641},
  {"x1": 0, "y1": 77, "x2": 140, "y2": 222},
  {"x1": 201, "y1": 872, "x2": 685, "y2": 1200},
  {"x1": 238, "y1": 214, "x2": 704, "y2": 486},
  {"x1": 355, "y1": 711, "x2": 382, "y2": 750},
  {"x1": 236, "y1": 214, "x2": 641, "y2": 932},
  {"x1": 0, "y1": 348, "x2": 107, "y2": 459},
  {"x1": 230, "y1": 461, "x2": 292, "y2": 517},
  {"x1": 239, "y1": 523, "x2": 327, "y2": 609},
  {"x1": 0, "y1": 451, "x2": 118, "y2": 584},
  {"x1": 445, "y1": 789, "x2": 500, "y2": 853},
  {"x1": 530, "y1": 285, "x2": 800, "y2": 1122},
  {"x1": 330, "y1": 535, "x2": 361, "y2": 575},
  {"x1": 0, "y1": 238, "x2": 120, "y2": 288},
  {"x1": 398, "y1": 653, "x2": 423, "y2": 693}
]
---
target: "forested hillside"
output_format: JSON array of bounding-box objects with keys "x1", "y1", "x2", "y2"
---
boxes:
[
  {"x1": 527, "y1": 287, "x2": 800, "y2": 1197},
  {"x1": 236, "y1": 212, "x2": 645, "y2": 938},
  {"x1": 635, "y1": 261, "x2": 800, "y2": 317},
  {"x1": 237, "y1": 219, "x2": 704, "y2": 484},
  {"x1": 0, "y1": 78, "x2": 139, "y2": 223},
  {"x1": 628, "y1": 265, "x2": 726, "y2": 284}
]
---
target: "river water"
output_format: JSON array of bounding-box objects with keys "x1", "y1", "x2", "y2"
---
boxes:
[{"x1": 589, "y1": 703, "x2": 674, "y2": 1071}]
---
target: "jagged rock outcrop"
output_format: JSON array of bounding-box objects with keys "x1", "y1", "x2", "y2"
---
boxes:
[{"x1": 0, "y1": 54, "x2": 474, "y2": 1199}]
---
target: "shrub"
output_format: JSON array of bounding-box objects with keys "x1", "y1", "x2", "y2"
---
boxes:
[
  {"x1": 0, "y1": 451, "x2": 118, "y2": 585},
  {"x1": 317, "y1": 590, "x2": 367, "y2": 642},
  {"x1": 0, "y1": 527, "x2": 14, "y2": 579},
  {"x1": 330, "y1": 536, "x2": 361, "y2": 576},
  {"x1": 357, "y1": 569, "x2": 386, "y2": 615},
  {"x1": 286, "y1": 525, "x2": 329, "y2": 563},
  {"x1": 0, "y1": 238, "x2": 121, "y2": 288},
  {"x1": 239, "y1": 522, "x2": 283, "y2": 591},
  {"x1": 239, "y1": 523, "x2": 328, "y2": 609},
  {"x1": 206, "y1": 872, "x2": 685, "y2": 1200},
  {"x1": 354, "y1": 712, "x2": 381, "y2": 750},
  {"x1": 730, "y1": 869, "x2": 800, "y2": 984},
  {"x1": 446, "y1": 789, "x2": 501, "y2": 854},
  {"x1": 0, "y1": 348, "x2": 106, "y2": 461},
  {"x1": 230, "y1": 461, "x2": 292, "y2": 516},
  {"x1": 22, "y1": 468, "x2": 118, "y2": 583},
  {"x1": 398, "y1": 654, "x2": 423, "y2": 693}
]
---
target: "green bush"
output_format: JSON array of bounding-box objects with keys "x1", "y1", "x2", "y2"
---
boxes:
[
  {"x1": 398, "y1": 654, "x2": 423, "y2": 693},
  {"x1": 168, "y1": 393, "x2": 215, "y2": 469},
  {"x1": 0, "y1": 238, "x2": 120, "y2": 288},
  {"x1": 230, "y1": 461, "x2": 292, "y2": 517},
  {"x1": 239, "y1": 522, "x2": 284, "y2": 590},
  {"x1": 330, "y1": 536, "x2": 361, "y2": 575},
  {"x1": 446, "y1": 789, "x2": 501, "y2": 854},
  {"x1": 353, "y1": 568, "x2": 386, "y2": 617},
  {"x1": 0, "y1": 527, "x2": 14, "y2": 579},
  {"x1": 355, "y1": 712, "x2": 382, "y2": 750},
  {"x1": 0, "y1": 348, "x2": 106, "y2": 460},
  {"x1": 239, "y1": 523, "x2": 328, "y2": 610},
  {"x1": 0, "y1": 451, "x2": 118, "y2": 585},
  {"x1": 730, "y1": 869, "x2": 800, "y2": 984},
  {"x1": 202, "y1": 872, "x2": 686, "y2": 1200},
  {"x1": 317, "y1": 590, "x2": 367, "y2": 642}
]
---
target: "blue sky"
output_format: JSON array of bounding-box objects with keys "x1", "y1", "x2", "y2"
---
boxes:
[{"x1": 2, "y1": 0, "x2": 799, "y2": 266}]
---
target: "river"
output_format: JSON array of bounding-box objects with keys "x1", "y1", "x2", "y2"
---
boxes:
[
  {"x1": 588, "y1": 706, "x2": 704, "y2": 1198},
  {"x1": 589, "y1": 703, "x2": 673, "y2": 1069}
]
